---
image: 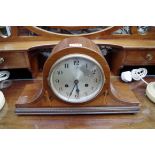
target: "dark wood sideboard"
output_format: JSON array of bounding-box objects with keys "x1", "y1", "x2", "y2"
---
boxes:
[{"x1": 1, "y1": 26, "x2": 155, "y2": 77}]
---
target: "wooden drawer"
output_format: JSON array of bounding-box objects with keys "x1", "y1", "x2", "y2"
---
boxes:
[
  {"x1": 124, "y1": 49, "x2": 155, "y2": 65},
  {"x1": 0, "y1": 51, "x2": 30, "y2": 69}
]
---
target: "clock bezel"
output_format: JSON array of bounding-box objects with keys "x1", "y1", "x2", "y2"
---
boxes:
[{"x1": 48, "y1": 53, "x2": 105, "y2": 103}]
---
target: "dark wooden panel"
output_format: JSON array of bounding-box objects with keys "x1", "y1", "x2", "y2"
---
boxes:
[
  {"x1": 0, "y1": 51, "x2": 30, "y2": 69},
  {"x1": 124, "y1": 49, "x2": 155, "y2": 65}
]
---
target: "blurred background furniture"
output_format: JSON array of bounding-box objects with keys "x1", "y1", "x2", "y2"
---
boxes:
[{"x1": 1, "y1": 26, "x2": 155, "y2": 79}]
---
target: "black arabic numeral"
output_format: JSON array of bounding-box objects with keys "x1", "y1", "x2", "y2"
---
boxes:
[{"x1": 74, "y1": 60, "x2": 79, "y2": 65}]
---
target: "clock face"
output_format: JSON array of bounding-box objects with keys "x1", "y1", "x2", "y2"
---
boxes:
[{"x1": 48, "y1": 54, "x2": 104, "y2": 103}]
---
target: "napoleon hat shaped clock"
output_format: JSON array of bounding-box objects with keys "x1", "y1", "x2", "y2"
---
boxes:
[{"x1": 16, "y1": 37, "x2": 140, "y2": 115}]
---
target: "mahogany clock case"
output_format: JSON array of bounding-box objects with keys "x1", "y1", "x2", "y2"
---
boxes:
[
  {"x1": 43, "y1": 37, "x2": 110, "y2": 102},
  {"x1": 15, "y1": 37, "x2": 140, "y2": 115}
]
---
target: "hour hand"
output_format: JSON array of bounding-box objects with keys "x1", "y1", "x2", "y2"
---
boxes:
[{"x1": 75, "y1": 84, "x2": 80, "y2": 96}]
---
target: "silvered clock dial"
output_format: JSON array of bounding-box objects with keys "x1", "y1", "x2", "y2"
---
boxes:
[{"x1": 48, "y1": 54, "x2": 104, "y2": 103}]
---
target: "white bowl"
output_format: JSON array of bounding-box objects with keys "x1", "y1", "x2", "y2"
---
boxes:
[
  {"x1": 146, "y1": 82, "x2": 155, "y2": 103},
  {"x1": 0, "y1": 91, "x2": 5, "y2": 110}
]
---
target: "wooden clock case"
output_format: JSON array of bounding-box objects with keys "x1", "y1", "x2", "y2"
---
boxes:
[
  {"x1": 43, "y1": 37, "x2": 110, "y2": 102},
  {"x1": 15, "y1": 37, "x2": 140, "y2": 115}
]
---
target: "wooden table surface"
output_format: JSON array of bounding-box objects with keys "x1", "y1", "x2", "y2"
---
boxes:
[{"x1": 0, "y1": 77, "x2": 155, "y2": 129}]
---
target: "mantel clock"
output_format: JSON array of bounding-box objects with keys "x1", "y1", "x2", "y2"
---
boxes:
[{"x1": 16, "y1": 37, "x2": 140, "y2": 115}]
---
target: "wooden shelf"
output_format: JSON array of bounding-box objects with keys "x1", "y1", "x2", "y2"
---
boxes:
[{"x1": 1, "y1": 39, "x2": 155, "y2": 52}]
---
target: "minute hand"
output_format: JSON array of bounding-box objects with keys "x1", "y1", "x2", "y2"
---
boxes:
[
  {"x1": 68, "y1": 83, "x2": 76, "y2": 98},
  {"x1": 68, "y1": 80, "x2": 79, "y2": 99}
]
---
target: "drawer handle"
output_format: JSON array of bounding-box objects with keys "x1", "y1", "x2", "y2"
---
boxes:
[
  {"x1": 0, "y1": 57, "x2": 5, "y2": 64},
  {"x1": 146, "y1": 53, "x2": 153, "y2": 61}
]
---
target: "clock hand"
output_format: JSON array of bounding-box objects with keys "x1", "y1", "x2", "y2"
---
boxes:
[
  {"x1": 75, "y1": 83, "x2": 80, "y2": 97},
  {"x1": 68, "y1": 80, "x2": 79, "y2": 99},
  {"x1": 68, "y1": 84, "x2": 76, "y2": 99}
]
